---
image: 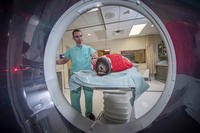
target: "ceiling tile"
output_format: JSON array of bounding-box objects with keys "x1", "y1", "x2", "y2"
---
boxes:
[
  {"x1": 105, "y1": 23, "x2": 120, "y2": 30},
  {"x1": 101, "y1": 6, "x2": 119, "y2": 23},
  {"x1": 135, "y1": 12, "x2": 145, "y2": 19},
  {"x1": 119, "y1": 6, "x2": 138, "y2": 21},
  {"x1": 81, "y1": 25, "x2": 105, "y2": 42},
  {"x1": 83, "y1": 11, "x2": 103, "y2": 26},
  {"x1": 119, "y1": 20, "x2": 134, "y2": 30},
  {"x1": 70, "y1": 15, "x2": 88, "y2": 28}
]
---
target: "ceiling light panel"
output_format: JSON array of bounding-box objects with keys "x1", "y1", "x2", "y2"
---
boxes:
[
  {"x1": 129, "y1": 23, "x2": 147, "y2": 36},
  {"x1": 139, "y1": 22, "x2": 159, "y2": 35}
]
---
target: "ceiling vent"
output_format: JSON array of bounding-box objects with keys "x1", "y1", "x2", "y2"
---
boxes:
[
  {"x1": 104, "y1": 12, "x2": 115, "y2": 19},
  {"x1": 113, "y1": 30, "x2": 124, "y2": 35},
  {"x1": 123, "y1": 10, "x2": 130, "y2": 15}
]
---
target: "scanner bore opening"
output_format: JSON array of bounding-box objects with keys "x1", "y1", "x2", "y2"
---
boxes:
[{"x1": 44, "y1": 0, "x2": 176, "y2": 132}]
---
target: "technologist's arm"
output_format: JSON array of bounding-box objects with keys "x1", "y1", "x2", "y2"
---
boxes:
[{"x1": 56, "y1": 58, "x2": 69, "y2": 65}]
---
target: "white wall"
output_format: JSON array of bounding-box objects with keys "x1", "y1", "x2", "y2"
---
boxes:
[
  {"x1": 61, "y1": 32, "x2": 162, "y2": 54},
  {"x1": 89, "y1": 37, "x2": 146, "y2": 54}
]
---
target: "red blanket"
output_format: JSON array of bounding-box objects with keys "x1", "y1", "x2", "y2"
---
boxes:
[{"x1": 105, "y1": 54, "x2": 133, "y2": 72}]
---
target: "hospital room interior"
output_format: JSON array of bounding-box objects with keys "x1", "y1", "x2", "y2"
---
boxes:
[{"x1": 56, "y1": 6, "x2": 168, "y2": 123}]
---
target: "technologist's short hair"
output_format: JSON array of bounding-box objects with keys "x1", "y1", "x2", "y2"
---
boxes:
[{"x1": 72, "y1": 29, "x2": 81, "y2": 37}]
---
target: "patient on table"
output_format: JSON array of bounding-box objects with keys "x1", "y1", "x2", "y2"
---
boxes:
[
  {"x1": 69, "y1": 53, "x2": 149, "y2": 100},
  {"x1": 92, "y1": 54, "x2": 134, "y2": 76},
  {"x1": 69, "y1": 53, "x2": 149, "y2": 102}
]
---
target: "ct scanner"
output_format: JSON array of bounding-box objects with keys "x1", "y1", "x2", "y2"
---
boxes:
[{"x1": 0, "y1": 0, "x2": 200, "y2": 132}]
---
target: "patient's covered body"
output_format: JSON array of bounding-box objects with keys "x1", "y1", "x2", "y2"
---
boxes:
[{"x1": 94, "y1": 54, "x2": 133, "y2": 76}]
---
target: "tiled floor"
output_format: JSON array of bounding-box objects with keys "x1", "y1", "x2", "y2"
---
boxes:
[{"x1": 63, "y1": 79, "x2": 165, "y2": 120}]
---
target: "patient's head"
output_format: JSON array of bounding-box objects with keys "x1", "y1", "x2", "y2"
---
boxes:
[{"x1": 95, "y1": 57, "x2": 111, "y2": 76}]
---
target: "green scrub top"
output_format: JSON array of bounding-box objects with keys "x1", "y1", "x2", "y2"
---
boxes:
[{"x1": 64, "y1": 44, "x2": 96, "y2": 74}]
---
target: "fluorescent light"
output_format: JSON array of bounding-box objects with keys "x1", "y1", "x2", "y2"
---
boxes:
[
  {"x1": 87, "y1": 33, "x2": 92, "y2": 37},
  {"x1": 87, "y1": 8, "x2": 99, "y2": 13},
  {"x1": 96, "y1": 4, "x2": 101, "y2": 7},
  {"x1": 104, "y1": 49, "x2": 110, "y2": 52},
  {"x1": 129, "y1": 23, "x2": 146, "y2": 36}
]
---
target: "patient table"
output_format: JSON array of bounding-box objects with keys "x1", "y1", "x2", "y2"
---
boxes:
[{"x1": 69, "y1": 67, "x2": 149, "y2": 123}]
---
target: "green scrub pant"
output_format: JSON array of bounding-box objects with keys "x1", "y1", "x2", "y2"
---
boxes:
[{"x1": 70, "y1": 86, "x2": 93, "y2": 117}]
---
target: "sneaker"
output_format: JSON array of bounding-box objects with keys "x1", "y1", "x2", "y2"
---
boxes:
[{"x1": 87, "y1": 113, "x2": 96, "y2": 121}]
